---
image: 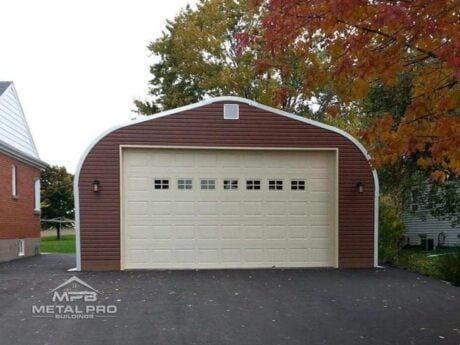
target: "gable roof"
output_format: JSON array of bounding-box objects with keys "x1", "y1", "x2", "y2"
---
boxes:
[
  {"x1": 0, "y1": 82, "x2": 46, "y2": 169},
  {"x1": 0, "y1": 81, "x2": 12, "y2": 96}
]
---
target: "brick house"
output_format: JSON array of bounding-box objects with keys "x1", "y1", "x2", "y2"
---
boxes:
[{"x1": 0, "y1": 82, "x2": 47, "y2": 262}]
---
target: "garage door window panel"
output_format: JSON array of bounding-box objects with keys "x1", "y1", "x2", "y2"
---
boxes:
[
  {"x1": 269, "y1": 180, "x2": 283, "y2": 190},
  {"x1": 201, "y1": 179, "x2": 216, "y2": 190},
  {"x1": 154, "y1": 179, "x2": 169, "y2": 190},
  {"x1": 224, "y1": 179, "x2": 238, "y2": 190},
  {"x1": 246, "y1": 179, "x2": 261, "y2": 190},
  {"x1": 178, "y1": 179, "x2": 193, "y2": 190},
  {"x1": 291, "y1": 180, "x2": 306, "y2": 191}
]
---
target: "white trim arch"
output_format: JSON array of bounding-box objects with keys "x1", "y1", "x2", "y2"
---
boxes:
[{"x1": 73, "y1": 96, "x2": 379, "y2": 271}]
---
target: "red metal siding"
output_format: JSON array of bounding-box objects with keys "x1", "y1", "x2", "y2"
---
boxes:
[
  {"x1": 0, "y1": 153, "x2": 41, "y2": 239},
  {"x1": 79, "y1": 102, "x2": 375, "y2": 270}
]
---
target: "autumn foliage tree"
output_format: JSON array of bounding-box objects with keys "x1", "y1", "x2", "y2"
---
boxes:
[
  {"x1": 135, "y1": 0, "x2": 333, "y2": 117},
  {"x1": 251, "y1": 0, "x2": 460, "y2": 180}
]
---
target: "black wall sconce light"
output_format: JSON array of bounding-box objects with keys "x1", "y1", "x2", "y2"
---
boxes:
[
  {"x1": 356, "y1": 182, "x2": 364, "y2": 193},
  {"x1": 93, "y1": 178, "x2": 101, "y2": 193}
]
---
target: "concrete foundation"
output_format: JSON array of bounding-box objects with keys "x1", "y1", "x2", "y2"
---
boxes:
[{"x1": 0, "y1": 238, "x2": 40, "y2": 263}]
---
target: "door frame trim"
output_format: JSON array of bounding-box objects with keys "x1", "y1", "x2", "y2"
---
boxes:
[{"x1": 119, "y1": 145, "x2": 339, "y2": 270}]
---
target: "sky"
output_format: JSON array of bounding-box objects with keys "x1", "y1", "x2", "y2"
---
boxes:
[{"x1": 0, "y1": 0, "x2": 195, "y2": 173}]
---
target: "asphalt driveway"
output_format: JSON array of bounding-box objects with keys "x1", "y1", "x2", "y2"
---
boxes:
[{"x1": 0, "y1": 254, "x2": 459, "y2": 345}]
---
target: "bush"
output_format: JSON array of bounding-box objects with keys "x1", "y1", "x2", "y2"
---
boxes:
[
  {"x1": 436, "y1": 249, "x2": 460, "y2": 286},
  {"x1": 379, "y1": 197, "x2": 406, "y2": 264}
]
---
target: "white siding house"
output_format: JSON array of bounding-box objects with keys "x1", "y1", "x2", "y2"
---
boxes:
[
  {"x1": 0, "y1": 82, "x2": 40, "y2": 160},
  {"x1": 403, "y1": 189, "x2": 460, "y2": 247}
]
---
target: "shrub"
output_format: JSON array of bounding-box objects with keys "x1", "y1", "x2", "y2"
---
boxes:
[
  {"x1": 379, "y1": 197, "x2": 406, "y2": 264},
  {"x1": 436, "y1": 249, "x2": 460, "y2": 286}
]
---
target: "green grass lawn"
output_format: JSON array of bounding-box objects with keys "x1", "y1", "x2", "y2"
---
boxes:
[
  {"x1": 396, "y1": 247, "x2": 460, "y2": 283},
  {"x1": 41, "y1": 234, "x2": 76, "y2": 253}
]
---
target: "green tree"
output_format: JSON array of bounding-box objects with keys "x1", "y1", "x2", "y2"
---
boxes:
[
  {"x1": 41, "y1": 166, "x2": 74, "y2": 238},
  {"x1": 134, "y1": 0, "x2": 322, "y2": 115}
]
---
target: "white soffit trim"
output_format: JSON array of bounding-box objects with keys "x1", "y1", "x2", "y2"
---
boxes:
[{"x1": 73, "y1": 96, "x2": 380, "y2": 271}]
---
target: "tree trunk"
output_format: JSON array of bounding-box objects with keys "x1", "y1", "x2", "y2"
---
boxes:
[{"x1": 56, "y1": 222, "x2": 61, "y2": 240}]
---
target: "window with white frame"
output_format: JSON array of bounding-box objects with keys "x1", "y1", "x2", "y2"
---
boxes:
[
  {"x1": 268, "y1": 180, "x2": 283, "y2": 190},
  {"x1": 11, "y1": 164, "x2": 18, "y2": 198},
  {"x1": 34, "y1": 179, "x2": 41, "y2": 212},
  {"x1": 18, "y1": 239, "x2": 25, "y2": 256},
  {"x1": 178, "y1": 179, "x2": 193, "y2": 190},
  {"x1": 154, "y1": 179, "x2": 169, "y2": 190},
  {"x1": 223, "y1": 179, "x2": 238, "y2": 190},
  {"x1": 291, "y1": 180, "x2": 306, "y2": 191},
  {"x1": 246, "y1": 179, "x2": 261, "y2": 190},
  {"x1": 200, "y1": 179, "x2": 216, "y2": 190}
]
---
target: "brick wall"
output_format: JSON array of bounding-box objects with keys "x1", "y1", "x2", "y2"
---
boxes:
[{"x1": 0, "y1": 153, "x2": 41, "y2": 239}]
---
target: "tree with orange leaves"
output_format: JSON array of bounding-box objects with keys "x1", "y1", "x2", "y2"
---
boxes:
[{"x1": 252, "y1": 0, "x2": 460, "y2": 181}]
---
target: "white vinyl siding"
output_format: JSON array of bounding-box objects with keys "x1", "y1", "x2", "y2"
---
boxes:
[
  {"x1": 403, "y1": 186, "x2": 460, "y2": 247},
  {"x1": 403, "y1": 211, "x2": 460, "y2": 247},
  {"x1": 122, "y1": 148, "x2": 337, "y2": 269},
  {"x1": 0, "y1": 85, "x2": 39, "y2": 158}
]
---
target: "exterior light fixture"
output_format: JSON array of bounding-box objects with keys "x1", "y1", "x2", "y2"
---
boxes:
[
  {"x1": 356, "y1": 182, "x2": 364, "y2": 193},
  {"x1": 93, "y1": 179, "x2": 100, "y2": 193}
]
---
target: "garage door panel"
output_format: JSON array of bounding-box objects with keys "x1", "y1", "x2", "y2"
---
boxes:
[
  {"x1": 240, "y1": 201, "x2": 263, "y2": 214},
  {"x1": 243, "y1": 249, "x2": 265, "y2": 262},
  {"x1": 174, "y1": 202, "x2": 195, "y2": 215},
  {"x1": 220, "y1": 201, "x2": 241, "y2": 215},
  {"x1": 174, "y1": 226, "x2": 195, "y2": 239},
  {"x1": 126, "y1": 177, "x2": 150, "y2": 191},
  {"x1": 244, "y1": 226, "x2": 264, "y2": 239},
  {"x1": 122, "y1": 148, "x2": 337, "y2": 269},
  {"x1": 265, "y1": 227, "x2": 286, "y2": 239},
  {"x1": 151, "y1": 250, "x2": 173, "y2": 263},
  {"x1": 173, "y1": 153, "x2": 195, "y2": 167},
  {"x1": 150, "y1": 152, "x2": 173, "y2": 166},
  {"x1": 126, "y1": 201, "x2": 148, "y2": 215},
  {"x1": 196, "y1": 227, "x2": 219, "y2": 239},
  {"x1": 198, "y1": 249, "x2": 219, "y2": 263},
  {"x1": 152, "y1": 227, "x2": 172, "y2": 239},
  {"x1": 222, "y1": 249, "x2": 243, "y2": 262},
  {"x1": 221, "y1": 226, "x2": 242, "y2": 239},
  {"x1": 196, "y1": 202, "x2": 218, "y2": 215}
]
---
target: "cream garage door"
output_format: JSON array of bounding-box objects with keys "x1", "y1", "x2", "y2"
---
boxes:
[{"x1": 122, "y1": 148, "x2": 337, "y2": 269}]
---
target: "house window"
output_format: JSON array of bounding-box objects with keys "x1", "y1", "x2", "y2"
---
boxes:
[
  {"x1": 154, "y1": 179, "x2": 169, "y2": 190},
  {"x1": 269, "y1": 180, "x2": 283, "y2": 190},
  {"x1": 18, "y1": 239, "x2": 25, "y2": 256},
  {"x1": 246, "y1": 179, "x2": 261, "y2": 190},
  {"x1": 11, "y1": 165, "x2": 18, "y2": 198},
  {"x1": 178, "y1": 179, "x2": 192, "y2": 190},
  {"x1": 223, "y1": 179, "x2": 238, "y2": 190},
  {"x1": 34, "y1": 179, "x2": 41, "y2": 212},
  {"x1": 291, "y1": 180, "x2": 306, "y2": 191},
  {"x1": 200, "y1": 179, "x2": 216, "y2": 190}
]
